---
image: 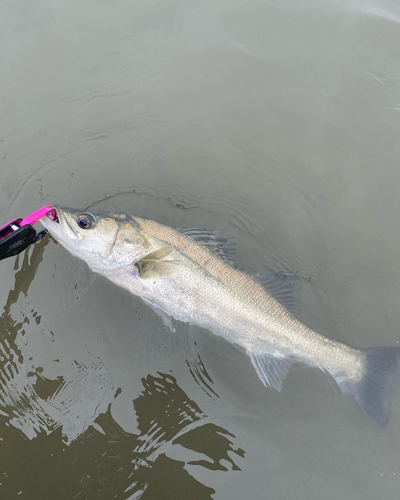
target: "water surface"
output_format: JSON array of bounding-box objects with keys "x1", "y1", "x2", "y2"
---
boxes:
[{"x1": 1, "y1": 1, "x2": 400, "y2": 498}]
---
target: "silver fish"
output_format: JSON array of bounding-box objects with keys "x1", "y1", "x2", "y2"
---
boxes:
[{"x1": 41, "y1": 207, "x2": 400, "y2": 427}]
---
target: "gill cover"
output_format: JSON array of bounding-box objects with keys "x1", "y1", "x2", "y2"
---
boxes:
[{"x1": 41, "y1": 207, "x2": 151, "y2": 271}]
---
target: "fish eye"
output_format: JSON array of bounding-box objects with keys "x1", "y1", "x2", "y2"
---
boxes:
[{"x1": 77, "y1": 213, "x2": 95, "y2": 230}]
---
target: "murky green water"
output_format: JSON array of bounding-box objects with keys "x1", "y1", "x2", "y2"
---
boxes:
[{"x1": 1, "y1": 1, "x2": 400, "y2": 498}]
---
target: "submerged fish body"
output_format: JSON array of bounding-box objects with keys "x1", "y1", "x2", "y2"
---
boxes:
[{"x1": 41, "y1": 207, "x2": 400, "y2": 427}]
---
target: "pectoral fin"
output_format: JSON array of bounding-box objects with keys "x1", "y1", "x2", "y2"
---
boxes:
[
  {"x1": 136, "y1": 247, "x2": 178, "y2": 279},
  {"x1": 248, "y1": 351, "x2": 293, "y2": 391}
]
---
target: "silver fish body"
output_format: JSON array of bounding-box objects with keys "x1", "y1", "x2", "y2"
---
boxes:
[{"x1": 41, "y1": 207, "x2": 400, "y2": 427}]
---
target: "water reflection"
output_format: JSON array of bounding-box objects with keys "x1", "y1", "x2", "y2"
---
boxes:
[
  {"x1": 0, "y1": 244, "x2": 245, "y2": 498},
  {"x1": 104, "y1": 372, "x2": 244, "y2": 499},
  {"x1": 0, "y1": 242, "x2": 115, "y2": 441},
  {"x1": 1, "y1": 371, "x2": 245, "y2": 499},
  {"x1": 0, "y1": 241, "x2": 54, "y2": 439},
  {"x1": 186, "y1": 353, "x2": 220, "y2": 400}
]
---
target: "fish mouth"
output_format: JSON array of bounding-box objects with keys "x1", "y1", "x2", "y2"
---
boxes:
[{"x1": 40, "y1": 207, "x2": 80, "y2": 242}]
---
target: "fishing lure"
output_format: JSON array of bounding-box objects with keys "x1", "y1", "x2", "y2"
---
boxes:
[{"x1": 0, "y1": 206, "x2": 56, "y2": 260}]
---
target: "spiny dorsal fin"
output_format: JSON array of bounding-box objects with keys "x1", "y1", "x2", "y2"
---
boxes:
[
  {"x1": 178, "y1": 227, "x2": 236, "y2": 267},
  {"x1": 255, "y1": 272, "x2": 301, "y2": 318}
]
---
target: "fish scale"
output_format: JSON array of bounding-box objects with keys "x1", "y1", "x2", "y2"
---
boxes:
[
  {"x1": 136, "y1": 217, "x2": 358, "y2": 364},
  {"x1": 40, "y1": 207, "x2": 400, "y2": 428}
]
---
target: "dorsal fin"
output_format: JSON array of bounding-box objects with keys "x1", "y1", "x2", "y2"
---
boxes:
[
  {"x1": 255, "y1": 272, "x2": 301, "y2": 318},
  {"x1": 178, "y1": 227, "x2": 236, "y2": 267}
]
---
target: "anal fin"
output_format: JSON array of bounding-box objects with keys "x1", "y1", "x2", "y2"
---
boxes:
[{"x1": 248, "y1": 352, "x2": 293, "y2": 391}]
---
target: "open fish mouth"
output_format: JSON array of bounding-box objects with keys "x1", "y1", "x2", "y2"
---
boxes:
[{"x1": 40, "y1": 207, "x2": 80, "y2": 242}]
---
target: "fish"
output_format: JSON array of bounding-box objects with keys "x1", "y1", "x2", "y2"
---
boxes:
[{"x1": 40, "y1": 207, "x2": 400, "y2": 428}]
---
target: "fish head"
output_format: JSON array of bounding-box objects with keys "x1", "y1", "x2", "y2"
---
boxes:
[{"x1": 40, "y1": 207, "x2": 151, "y2": 271}]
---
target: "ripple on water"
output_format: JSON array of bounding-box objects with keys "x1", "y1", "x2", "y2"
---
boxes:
[
  {"x1": 88, "y1": 185, "x2": 318, "y2": 283},
  {"x1": 0, "y1": 241, "x2": 115, "y2": 443},
  {"x1": 35, "y1": 371, "x2": 245, "y2": 499}
]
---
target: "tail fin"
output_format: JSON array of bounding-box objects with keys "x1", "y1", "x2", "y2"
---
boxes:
[{"x1": 338, "y1": 347, "x2": 400, "y2": 428}]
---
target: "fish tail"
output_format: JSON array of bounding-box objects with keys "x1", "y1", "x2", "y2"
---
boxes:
[{"x1": 337, "y1": 346, "x2": 400, "y2": 428}]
